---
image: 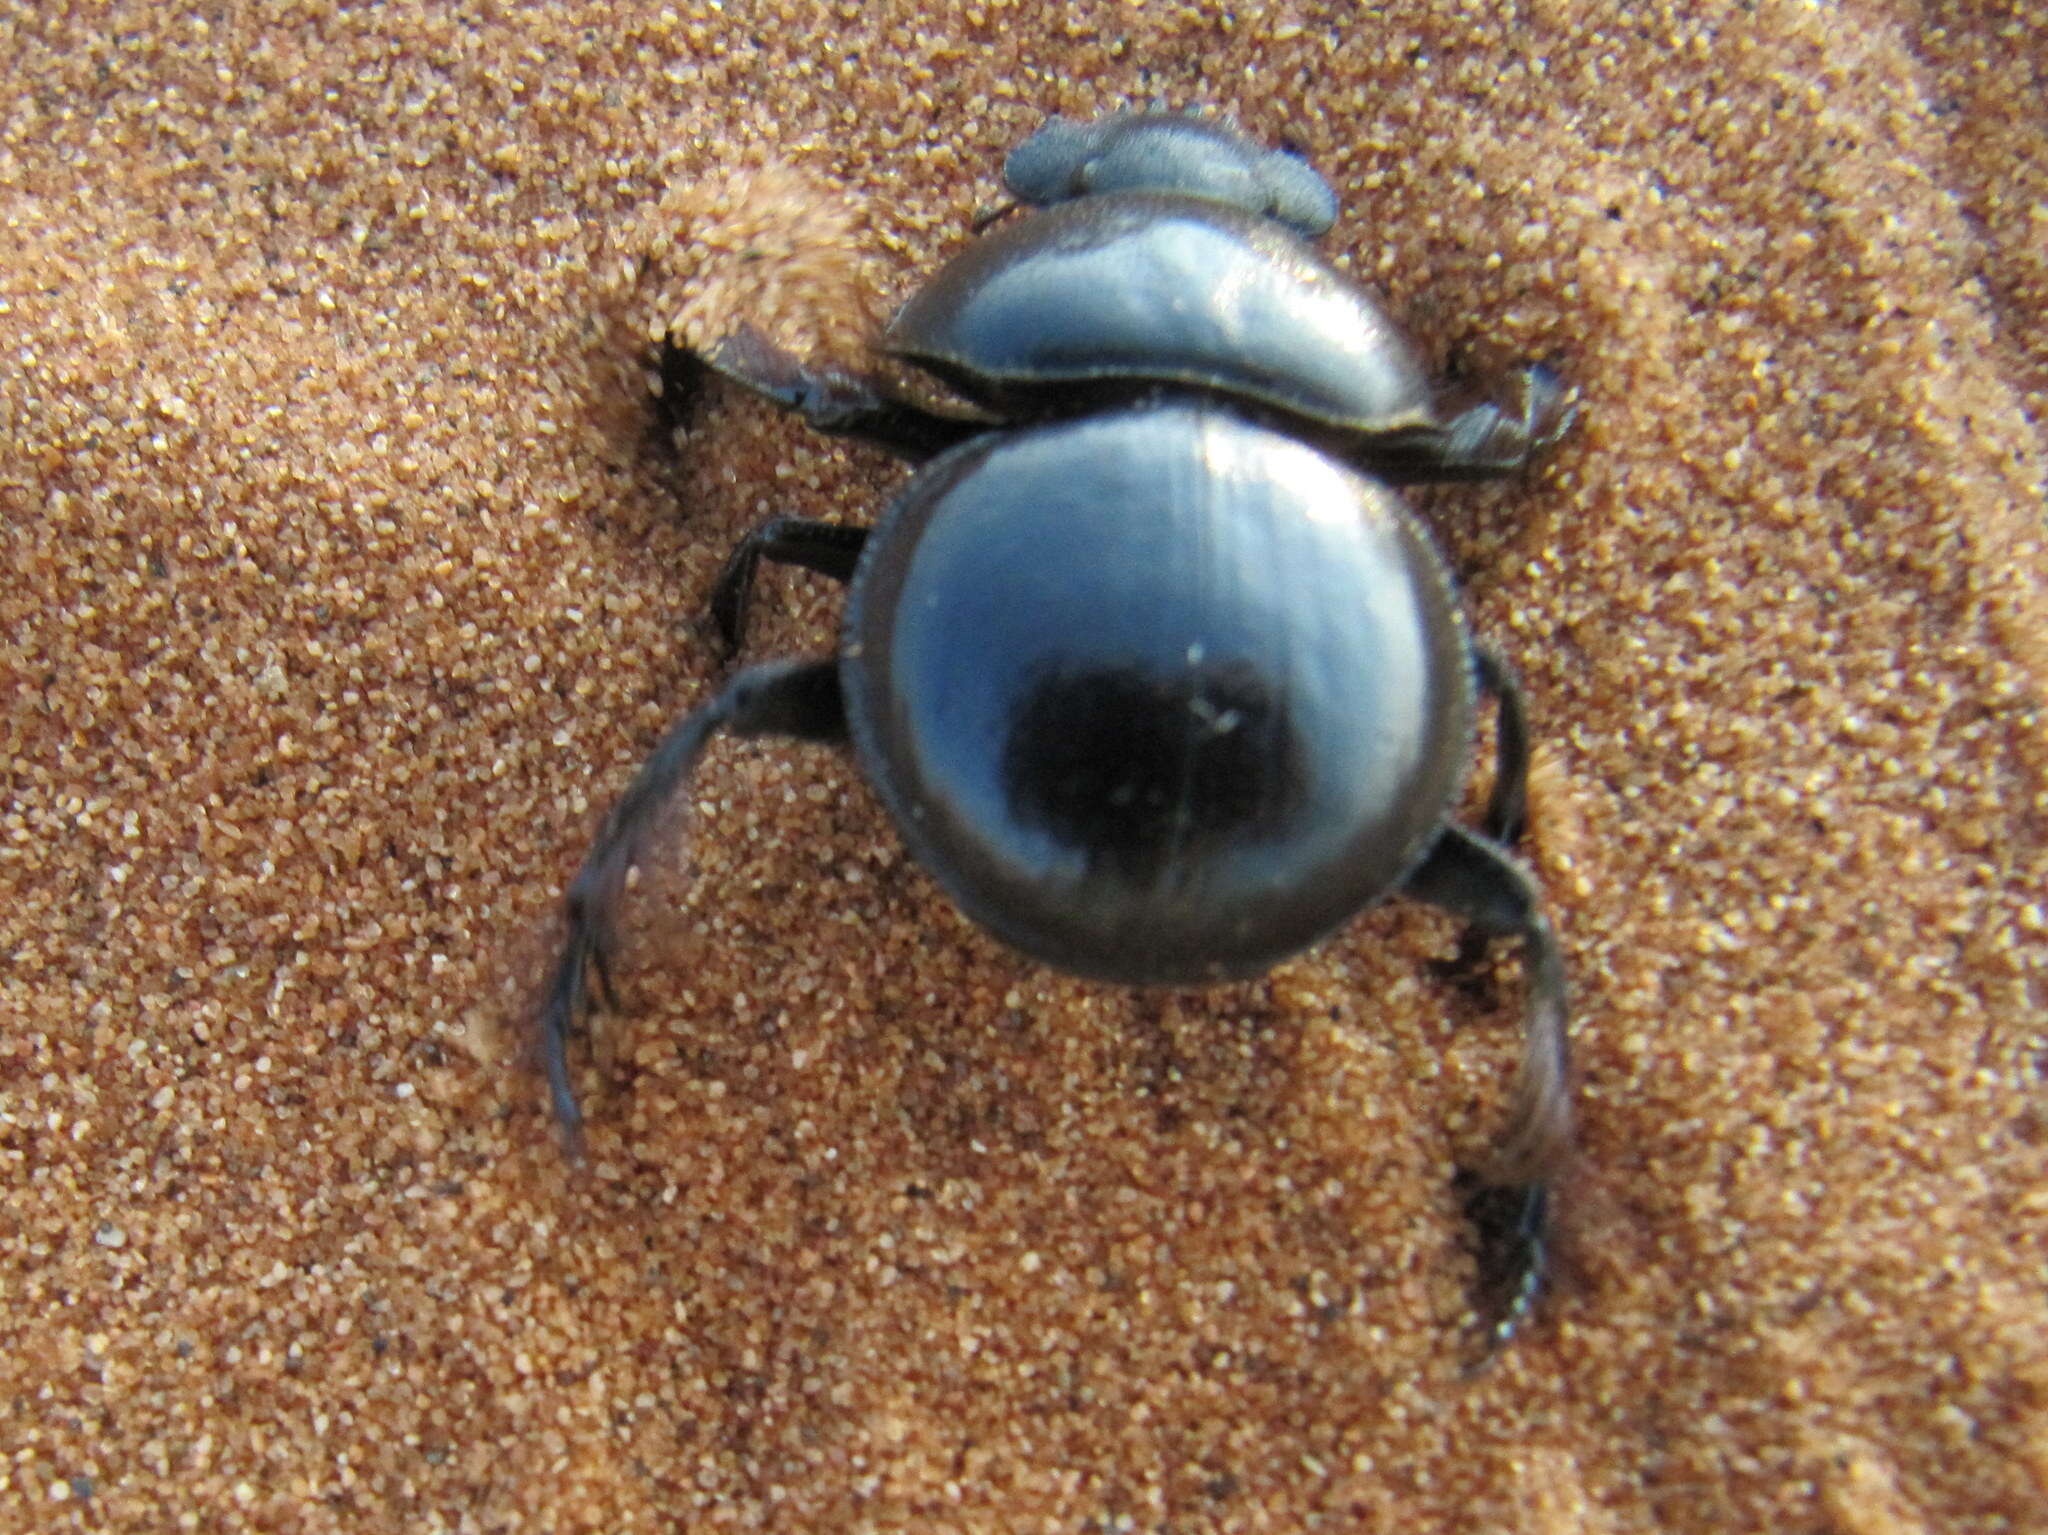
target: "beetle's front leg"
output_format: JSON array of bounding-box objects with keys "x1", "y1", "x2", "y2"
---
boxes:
[
  {"x1": 1365, "y1": 363, "x2": 1577, "y2": 484},
  {"x1": 682, "y1": 323, "x2": 986, "y2": 463}
]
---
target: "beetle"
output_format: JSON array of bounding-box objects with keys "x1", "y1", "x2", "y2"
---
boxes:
[{"x1": 536, "y1": 110, "x2": 1576, "y2": 1348}]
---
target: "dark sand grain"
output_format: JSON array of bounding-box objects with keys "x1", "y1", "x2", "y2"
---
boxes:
[{"x1": 2, "y1": 2, "x2": 2042, "y2": 1531}]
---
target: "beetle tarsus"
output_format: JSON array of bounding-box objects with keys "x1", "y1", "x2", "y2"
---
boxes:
[
  {"x1": 537, "y1": 942, "x2": 592, "y2": 1163},
  {"x1": 1458, "y1": 1174, "x2": 1550, "y2": 1362}
]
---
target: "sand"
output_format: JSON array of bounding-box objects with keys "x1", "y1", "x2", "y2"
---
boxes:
[{"x1": 2, "y1": 1, "x2": 2042, "y2": 1530}]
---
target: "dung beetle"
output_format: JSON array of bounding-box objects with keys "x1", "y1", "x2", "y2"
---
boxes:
[{"x1": 538, "y1": 110, "x2": 1576, "y2": 1350}]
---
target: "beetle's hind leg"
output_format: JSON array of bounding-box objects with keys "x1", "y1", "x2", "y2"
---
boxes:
[
  {"x1": 683, "y1": 323, "x2": 986, "y2": 462},
  {"x1": 536, "y1": 659, "x2": 847, "y2": 1159},
  {"x1": 1365, "y1": 363, "x2": 1577, "y2": 484},
  {"x1": 1401, "y1": 822, "x2": 1571, "y2": 1353},
  {"x1": 709, "y1": 519, "x2": 869, "y2": 658}
]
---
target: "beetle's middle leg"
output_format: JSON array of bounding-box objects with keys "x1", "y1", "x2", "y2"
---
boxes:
[{"x1": 709, "y1": 519, "x2": 870, "y2": 657}]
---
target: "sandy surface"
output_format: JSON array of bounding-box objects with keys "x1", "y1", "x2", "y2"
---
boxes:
[{"x1": 3, "y1": 2, "x2": 2043, "y2": 1531}]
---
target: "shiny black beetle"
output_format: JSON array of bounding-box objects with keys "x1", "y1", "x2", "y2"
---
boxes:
[{"x1": 539, "y1": 111, "x2": 1576, "y2": 1348}]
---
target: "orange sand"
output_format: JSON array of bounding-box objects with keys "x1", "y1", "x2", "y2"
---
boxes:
[{"x1": 2, "y1": 2, "x2": 2042, "y2": 1531}]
